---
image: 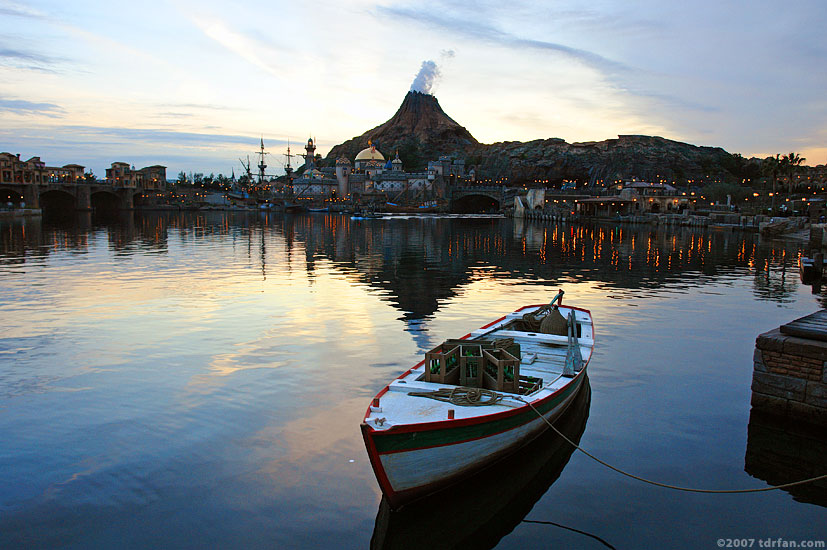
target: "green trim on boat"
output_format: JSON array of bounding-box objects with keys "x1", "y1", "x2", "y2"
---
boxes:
[{"x1": 373, "y1": 380, "x2": 579, "y2": 454}]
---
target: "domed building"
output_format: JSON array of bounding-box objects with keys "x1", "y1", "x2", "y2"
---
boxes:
[
  {"x1": 291, "y1": 136, "x2": 463, "y2": 204},
  {"x1": 353, "y1": 143, "x2": 384, "y2": 171}
]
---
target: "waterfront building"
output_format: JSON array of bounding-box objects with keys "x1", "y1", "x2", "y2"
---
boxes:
[
  {"x1": 0, "y1": 152, "x2": 85, "y2": 185},
  {"x1": 576, "y1": 181, "x2": 691, "y2": 218},
  {"x1": 105, "y1": 162, "x2": 167, "y2": 190},
  {"x1": 290, "y1": 140, "x2": 451, "y2": 203}
]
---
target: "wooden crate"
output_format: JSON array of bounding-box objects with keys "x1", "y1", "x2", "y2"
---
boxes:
[
  {"x1": 482, "y1": 348, "x2": 520, "y2": 393},
  {"x1": 444, "y1": 338, "x2": 521, "y2": 363},
  {"x1": 459, "y1": 344, "x2": 484, "y2": 388},
  {"x1": 425, "y1": 343, "x2": 460, "y2": 384},
  {"x1": 518, "y1": 375, "x2": 544, "y2": 395}
]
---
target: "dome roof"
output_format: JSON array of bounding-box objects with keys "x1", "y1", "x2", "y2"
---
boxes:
[
  {"x1": 355, "y1": 147, "x2": 384, "y2": 161},
  {"x1": 335, "y1": 156, "x2": 352, "y2": 166}
]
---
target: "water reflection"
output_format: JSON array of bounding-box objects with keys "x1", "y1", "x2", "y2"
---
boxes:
[
  {"x1": 1, "y1": 212, "x2": 806, "y2": 316},
  {"x1": 0, "y1": 212, "x2": 821, "y2": 548},
  {"x1": 370, "y1": 379, "x2": 592, "y2": 550},
  {"x1": 744, "y1": 410, "x2": 827, "y2": 507}
]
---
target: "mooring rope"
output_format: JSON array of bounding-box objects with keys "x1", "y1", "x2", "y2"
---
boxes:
[
  {"x1": 515, "y1": 395, "x2": 827, "y2": 494},
  {"x1": 521, "y1": 519, "x2": 617, "y2": 550},
  {"x1": 409, "y1": 387, "x2": 503, "y2": 406}
]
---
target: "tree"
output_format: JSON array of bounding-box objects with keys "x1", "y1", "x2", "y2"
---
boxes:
[
  {"x1": 177, "y1": 171, "x2": 188, "y2": 185},
  {"x1": 781, "y1": 152, "x2": 806, "y2": 193},
  {"x1": 762, "y1": 154, "x2": 782, "y2": 212},
  {"x1": 701, "y1": 181, "x2": 751, "y2": 204},
  {"x1": 84, "y1": 171, "x2": 96, "y2": 183}
]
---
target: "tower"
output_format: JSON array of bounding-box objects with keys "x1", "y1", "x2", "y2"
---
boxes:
[
  {"x1": 304, "y1": 137, "x2": 316, "y2": 171},
  {"x1": 335, "y1": 156, "x2": 351, "y2": 197}
]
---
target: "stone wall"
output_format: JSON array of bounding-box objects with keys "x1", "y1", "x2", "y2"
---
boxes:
[{"x1": 752, "y1": 328, "x2": 827, "y2": 426}]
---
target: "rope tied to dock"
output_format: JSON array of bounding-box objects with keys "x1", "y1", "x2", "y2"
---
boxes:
[
  {"x1": 516, "y1": 395, "x2": 827, "y2": 494},
  {"x1": 409, "y1": 387, "x2": 503, "y2": 407}
]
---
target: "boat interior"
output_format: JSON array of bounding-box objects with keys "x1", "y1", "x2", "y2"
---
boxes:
[{"x1": 364, "y1": 302, "x2": 594, "y2": 429}]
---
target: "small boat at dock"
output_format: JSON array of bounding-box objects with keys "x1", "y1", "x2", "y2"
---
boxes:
[
  {"x1": 361, "y1": 290, "x2": 593, "y2": 508},
  {"x1": 351, "y1": 208, "x2": 382, "y2": 220},
  {"x1": 370, "y1": 377, "x2": 591, "y2": 548}
]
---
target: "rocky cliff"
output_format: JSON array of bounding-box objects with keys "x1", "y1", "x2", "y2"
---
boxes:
[
  {"x1": 325, "y1": 92, "x2": 746, "y2": 184},
  {"x1": 466, "y1": 135, "x2": 737, "y2": 185},
  {"x1": 326, "y1": 91, "x2": 477, "y2": 166}
]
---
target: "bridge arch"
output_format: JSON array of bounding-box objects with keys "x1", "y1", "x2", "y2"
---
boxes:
[
  {"x1": 40, "y1": 189, "x2": 76, "y2": 217},
  {"x1": 450, "y1": 186, "x2": 506, "y2": 213},
  {"x1": 0, "y1": 186, "x2": 24, "y2": 207},
  {"x1": 91, "y1": 189, "x2": 122, "y2": 215},
  {"x1": 451, "y1": 193, "x2": 500, "y2": 213}
]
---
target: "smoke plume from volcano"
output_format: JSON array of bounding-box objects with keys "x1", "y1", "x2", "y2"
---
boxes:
[{"x1": 410, "y1": 60, "x2": 440, "y2": 95}]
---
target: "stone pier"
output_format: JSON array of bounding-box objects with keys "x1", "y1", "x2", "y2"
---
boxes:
[{"x1": 752, "y1": 311, "x2": 827, "y2": 426}]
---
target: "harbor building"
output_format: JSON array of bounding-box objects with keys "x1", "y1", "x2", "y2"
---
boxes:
[
  {"x1": 105, "y1": 162, "x2": 167, "y2": 190},
  {"x1": 291, "y1": 140, "x2": 462, "y2": 203},
  {"x1": 576, "y1": 182, "x2": 691, "y2": 218},
  {"x1": 0, "y1": 152, "x2": 85, "y2": 184}
]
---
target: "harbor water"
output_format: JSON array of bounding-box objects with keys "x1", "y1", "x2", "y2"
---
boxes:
[{"x1": 1, "y1": 212, "x2": 825, "y2": 549}]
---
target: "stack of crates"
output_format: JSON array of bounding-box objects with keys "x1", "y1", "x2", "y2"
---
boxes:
[
  {"x1": 430, "y1": 338, "x2": 524, "y2": 393},
  {"x1": 482, "y1": 348, "x2": 521, "y2": 393},
  {"x1": 424, "y1": 343, "x2": 460, "y2": 385},
  {"x1": 459, "y1": 344, "x2": 484, "y2": 387}
]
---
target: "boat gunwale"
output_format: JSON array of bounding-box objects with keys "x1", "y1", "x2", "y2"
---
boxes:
[
  {"x1": 362, "y1": 374, "x2": 588, "y2": 508},
  {"x1": 371, "y1": 368, "x2": 587, "y2": 455},
  {"x1": 361, "y1": 304, "x2": 594, "y2": 435}
]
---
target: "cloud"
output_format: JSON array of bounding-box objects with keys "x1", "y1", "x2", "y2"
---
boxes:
[
  {"x1": 158, "y1": 102, "x2": 239, "y2": 111},
  {"x1": 190, "y1": 15, "x2": 286, "y2": 79},
  {"x1": 155, "y1": 112, "x2": 196, "y2": 118},
  {"x1": 0, "y1": 1, "x2": 48, "y2": 19},
  {"x1": 376, "y1": 5, "x2": 629, "y2": 74},
  {"x1": 59, "y1": 126, "x2": 272, "y2": 147},
  {"x1": 0, "y1": 98, "x2": 64, "y2": 117},
  {"x1": 0, "y1": 46, "x2": 61, "y2": 72}
]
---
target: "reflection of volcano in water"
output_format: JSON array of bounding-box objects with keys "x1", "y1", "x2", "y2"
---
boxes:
[
  {"x1": 744, "y1": 410, "x2": 827, "y2": 507},
  {"x1": 284, "y1": 214, "x2": 803, "y2": 324},
  {"x1": 1, "y1": 212, "x2": 806, "y2": 324},
  {"x1": 370, "y1": 378, "x2": 592, "y2": 550}
]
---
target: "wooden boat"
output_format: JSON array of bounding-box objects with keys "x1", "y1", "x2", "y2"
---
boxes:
[
  {"x1": 351, "y1": 209, "x2": 382, "y2": 220},
  {"x1": 361, "y1": 291, "x2": 593, "y2": 509},
  {"x1": 371, "y1": 377, "x2": 591, "y2": 548}
]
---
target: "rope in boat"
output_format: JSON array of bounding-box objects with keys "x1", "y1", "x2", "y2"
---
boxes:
[
  {"x1": 408, "y1": 387, "x2": 503, "y2": 406},
  {"x1": 515, "y1": 395, "x2": 827, "y2": 494}
]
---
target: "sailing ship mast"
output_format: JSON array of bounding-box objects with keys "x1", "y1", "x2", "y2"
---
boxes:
[
  {"x1": 283, "y1": 140, "x2": 295, "y2": 198},
  {"x1": 257, "y1": 136, "x2": 268, "y2": 186}
]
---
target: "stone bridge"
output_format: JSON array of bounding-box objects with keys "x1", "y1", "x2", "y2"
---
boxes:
[
  {"x1": 449, "y1": 186, "x2": 521, "y2": 211},
  {"x1": 0, "y1": 182, "x2": 144, "y2": 211}
]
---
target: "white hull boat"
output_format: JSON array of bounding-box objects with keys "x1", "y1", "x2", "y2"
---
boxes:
[{"x1": 361, "y1": 292, "x2": 594, "y2": 508}]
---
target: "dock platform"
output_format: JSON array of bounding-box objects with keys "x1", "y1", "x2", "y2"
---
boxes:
[{"x1": 753, "y1": 311, "x2": 827, "y2": 426}]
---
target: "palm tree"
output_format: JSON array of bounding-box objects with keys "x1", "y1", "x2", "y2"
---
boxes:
[
  {"x1": 762, "y1": 154, "x2": 782, "y2": 213},
  {"x1": 781, "y1": 152, "x2": 806, "y2": 193}
]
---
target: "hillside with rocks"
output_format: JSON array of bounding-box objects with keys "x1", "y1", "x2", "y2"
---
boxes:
[
  {"x1": 466, "y1": 135, "x2": 739, "y2": 185},
  {"x1": 326, "y1": 91, "x2": 477, "y2": 167},
  {"x1": 325, "y1": 91, "x2": 757, "y2": 185}
]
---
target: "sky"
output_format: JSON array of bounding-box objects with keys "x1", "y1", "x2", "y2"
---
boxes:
[{"x1": 1, "y1": 0, "x2": 825, "y2": 177}]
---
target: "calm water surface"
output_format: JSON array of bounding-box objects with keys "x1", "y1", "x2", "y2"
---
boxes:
[{"x1": 1, "y1": 212, "x2": 825, "y2": 549}]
